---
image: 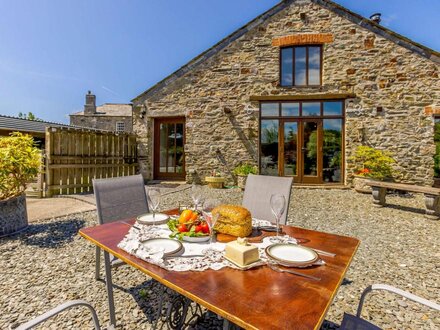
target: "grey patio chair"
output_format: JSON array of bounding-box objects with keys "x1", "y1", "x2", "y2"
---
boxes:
[
  {"x1": 93, "y1": 174, "x2": 149, "y2": 280},
  {"x1": 242, "y1": 174, "x2": 293, "y2": 225},
  {"x1": 340, "y1": 283, "x2": 440, "y2": 330},
  {"x1": 15, "y1": 300, "x2": 102, "y2": 330}
]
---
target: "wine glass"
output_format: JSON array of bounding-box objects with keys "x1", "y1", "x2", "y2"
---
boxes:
[
  {"x1": 191, "y1": 184, "x2": 204, "y2": 211},
  {"x1": 202, "y1": 199, "x2": 221, "y2": 244},
  {"x1": 147, "y1": 187, "x2": 161, "y2": 228},
  {"x1": 269, "y1": 194, "x2": 286, "y2": 243}
]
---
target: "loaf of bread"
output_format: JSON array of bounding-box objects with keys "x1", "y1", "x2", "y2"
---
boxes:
[{"x1": 212, "y1": 205, "x2": 252, "y2": 237}]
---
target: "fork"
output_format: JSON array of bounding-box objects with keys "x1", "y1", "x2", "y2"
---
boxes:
[{"x1": 267, "y1": 263, "x2": 321, "y2": 281}]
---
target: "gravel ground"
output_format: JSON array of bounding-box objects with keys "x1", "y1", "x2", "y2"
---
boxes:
[{"x1": 1, "y1": 187, "x2": 439, "y2": 329}]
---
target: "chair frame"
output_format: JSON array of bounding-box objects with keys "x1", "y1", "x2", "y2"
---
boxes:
[
  {"x1": 93, "y1": 174, "x2": 148, "y2": 281},
  {"x1": 341, "y1": 283, "x2": 440, "y2": 329},
  {"x1": 242, "y1": 174, "x2": 293, "y2": 225},
  {"x1": 15, "y1": 300, "x2": 103, "y2": 330},
  {"x1": 356, "y1": 284, "x2": 440, "y2": 317}
]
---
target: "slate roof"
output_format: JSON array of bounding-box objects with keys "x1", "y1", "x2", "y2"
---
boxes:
[
  {"x1": 132, "y1": 0, "x2": 439, "y2": 102},
  {"x1": 71, "y1": 103, "x2": 132, "y2": 117},
  {"x1": 0, "y1": 115, "x2": 74, "y2": 134}
]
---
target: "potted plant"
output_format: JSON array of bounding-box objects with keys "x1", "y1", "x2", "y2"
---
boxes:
[
  {"x1": 350, "y1": 145, "x2": 395, "y2": 193},
  {"x1": 233, "y1": 163, "x2": 258, "y2": 190},
  {"x1": 205, "y1": 170, "x2": 226, "y2": 189},
  {"x1": 0, "y1": 133, "x2": 41, "y2": 236}
]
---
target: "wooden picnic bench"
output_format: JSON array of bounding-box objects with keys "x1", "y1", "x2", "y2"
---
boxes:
[{"x1": 365, "y1": 181, "x2": 440, "y2": 219}]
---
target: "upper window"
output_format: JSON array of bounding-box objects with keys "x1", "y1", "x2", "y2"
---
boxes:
[
  {"x1": 280, "y1": 46, "x2": 322, "y2": 87},
  {"x1": 116, "y1": 122, "x2": 125, "y2": 132}
]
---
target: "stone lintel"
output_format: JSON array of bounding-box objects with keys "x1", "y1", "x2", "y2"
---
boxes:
[
  {"x1": 249, "y1": 93, "x2": 355, "y2": 101},
  {"x1": 424, "y1": 105, "x2": 440, "y2": 116},
  {"x1": 272, "y1": 33, "x2": 334, "y2": 47}
]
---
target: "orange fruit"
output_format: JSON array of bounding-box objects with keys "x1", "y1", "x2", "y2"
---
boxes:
[{"x1": 179, "y1": 210, "x2": 193, "y2": 224}]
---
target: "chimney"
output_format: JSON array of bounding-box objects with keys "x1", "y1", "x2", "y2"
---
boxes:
[
  {"x1": 369, "y1": 13, "x2": 381, "y2": 24},
  {"x1": 84, "y1": 90, "x2": 96, "y2": 115}
]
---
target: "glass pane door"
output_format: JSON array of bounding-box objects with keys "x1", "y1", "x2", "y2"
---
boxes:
[
  {"x1": 260, "y1": 120, "x2": 279, "y2": 175},
  {"x1": 154, "y1": 118, "x2": 186, "y2": 180},
  {"x1": 283, "y1": 122, "x2": 298, "y2": 177},
  {"x1": 302, "y1": 121, "x2": 321, "y2": 183}
]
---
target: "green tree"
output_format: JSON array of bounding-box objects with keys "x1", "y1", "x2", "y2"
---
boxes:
[{"x1": 18, "y1": 112, "x2": 41, "y2": 121}]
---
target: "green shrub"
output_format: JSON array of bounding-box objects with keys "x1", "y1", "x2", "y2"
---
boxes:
[
  {"x1": 350, "y1": 146, "x2": 395, "y2": 180},
  {"x1": 233, "y1": 163, "x2": 258, "y2": 176},
  {"x1": 0, "y1": 132, "x2": 41, "y2": 200}
]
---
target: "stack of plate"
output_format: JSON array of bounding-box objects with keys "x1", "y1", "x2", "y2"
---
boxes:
[
  {"x1": 141, "y1": 238, "x2": 183, "y2": 257},
  {"x1": 265, "y1": 244, "x2": 318, "y2": 268},
  {"x1": 136, "y1": 213, "x2": 169, "y2": 225}
]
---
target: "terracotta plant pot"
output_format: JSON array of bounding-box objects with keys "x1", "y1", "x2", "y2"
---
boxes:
[
  {"x1": 0, "y1": 193, "x2": 28, "y2": 237},
  {"x1": 205, "y1": 176, "x2": 225, "y2": 189}
]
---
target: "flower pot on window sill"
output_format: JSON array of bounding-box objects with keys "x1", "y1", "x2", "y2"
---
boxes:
[{"x1": 205, "y1": 176, "x2": 225, "y2": 189}]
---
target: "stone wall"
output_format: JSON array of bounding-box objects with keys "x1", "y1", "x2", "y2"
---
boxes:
[
  {"x1": 133, "y1": 0, "x2": 439, "y2": 185},
  {"x1": 70, "y1": 115, "x2": 133, "y2": 132}
]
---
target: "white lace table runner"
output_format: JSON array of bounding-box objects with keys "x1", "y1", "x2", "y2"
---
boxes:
[{"x1": 117, "y1": 219, "x2": 324, "y2": 272}]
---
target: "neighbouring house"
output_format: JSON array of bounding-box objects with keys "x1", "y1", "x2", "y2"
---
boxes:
[
  {"x1": 0, "y1": 114, "x2": 74, "y2": 148},
  {"x1": 70, "y1": 91, "x2": 133, "y2": 133},
  {"x1": 131, "y1": 0, "x2": 439, "y2": 185}
]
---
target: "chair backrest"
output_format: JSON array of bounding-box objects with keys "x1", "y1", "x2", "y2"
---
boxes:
[
  {"x1": 93, "y1": 174, "x2": 149, "y2": 224},
  {"x1": 242, "y1": 174, "x2": 293, "y2": 225}
]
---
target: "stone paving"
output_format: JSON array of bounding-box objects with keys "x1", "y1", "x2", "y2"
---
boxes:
[{"x1": 1, "y1": 187, "x2": 439, "y2": 329}]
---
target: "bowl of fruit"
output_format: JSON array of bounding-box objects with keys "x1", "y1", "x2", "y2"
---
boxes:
[{"x1": 167, "y1": 209, "x2": 211, "y2": 242}]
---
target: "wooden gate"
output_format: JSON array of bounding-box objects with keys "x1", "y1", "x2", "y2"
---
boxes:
[{"x1": 44, "y1": 126, "x2": 138, "y2": 197}]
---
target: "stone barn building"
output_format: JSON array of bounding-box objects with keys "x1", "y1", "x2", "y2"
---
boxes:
[
  {"x1": 70, "y1": 91, "x2": 133, "y2": 133},
  {"x1": 131, "y1": 0, "x2": 439, "y2": 185}
]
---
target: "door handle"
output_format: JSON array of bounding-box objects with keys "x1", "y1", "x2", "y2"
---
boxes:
[{"x1": 301, "y1": 147, "x2": 307, "y2": 152}]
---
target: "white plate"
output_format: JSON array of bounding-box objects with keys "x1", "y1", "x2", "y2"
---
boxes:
[
  {"x1": 141, "y1": 238, "x2": 183, "y2": 256},
  {"x1": 137, "y1": 213, "x2": 169, "y2": 225},
  {"x1": 182, "y1": 235, "x2": 210, "y2": 243},
  {"x1": 265, "y1": 244, "x2": 318, "y2": 267}
]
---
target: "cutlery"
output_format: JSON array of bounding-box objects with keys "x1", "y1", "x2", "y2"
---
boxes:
[
  {"x1": 268, "y1": 263, "x2": 321, "y2": 281},
  {"x1": 163, "y1": 254, "x2": 204, "y2": 260},
  {"x1": 255, "y1": 226, "x2": 282, "y2": 232},
  {"x1": 308, "y1": 248, "x2": 336, "y2": 258},
  {"x1": 119, "y1": 221, "x2": 141, "y2": 231}
]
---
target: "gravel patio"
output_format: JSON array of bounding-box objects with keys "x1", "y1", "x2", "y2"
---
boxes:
[{"x1": 1, "y1": 187, "x2": 439, "y2": 329}]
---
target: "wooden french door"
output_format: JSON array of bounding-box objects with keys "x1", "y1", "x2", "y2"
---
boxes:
[
  {"x1": 279, "y1": 119, "x2": 322, "y2": 184},
  {"x1": 153, "y1": 117, "x2": 186, "y2": 180}
]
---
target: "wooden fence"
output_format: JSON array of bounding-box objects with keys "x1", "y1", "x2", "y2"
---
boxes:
[{"x1": 42, "y1": 126, "x2": 138, "y2": 197}]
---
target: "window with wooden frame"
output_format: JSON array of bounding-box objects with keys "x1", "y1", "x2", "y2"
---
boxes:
[
  {"x1": 280, "y1": 45, "x2": 322, "y2": 87},
  {"x1": 115, "y1": 121, "x2": 125, "y2": 132}
]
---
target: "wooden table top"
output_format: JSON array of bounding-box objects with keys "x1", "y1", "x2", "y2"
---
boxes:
[{"x1": 79, "y1": 211, "x2": 359, "y2": 330}]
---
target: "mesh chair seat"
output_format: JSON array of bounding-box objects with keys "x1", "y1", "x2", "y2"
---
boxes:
[{"x1": 242, "y1": 174, "x2": 293, "y2": 225}]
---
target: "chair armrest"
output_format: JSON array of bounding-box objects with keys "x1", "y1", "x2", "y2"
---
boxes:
[
  {"x1": 357, "y1": 284, "x2": 440, "y2": 317},
  {"x1": 15, "y1": 300, "x2": 101, "y2": 330}
]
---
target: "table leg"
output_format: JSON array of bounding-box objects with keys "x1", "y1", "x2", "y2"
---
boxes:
[{"x1": 104, "y1": 251, "x2": 117, "y2": 327}]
